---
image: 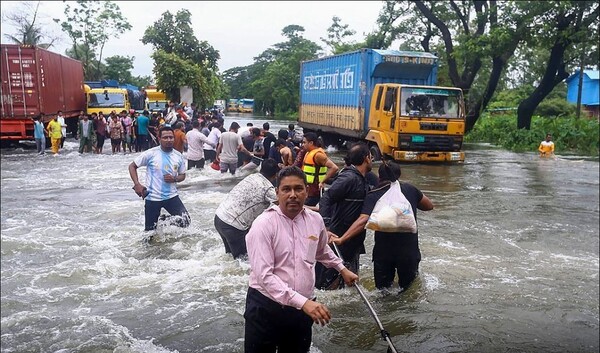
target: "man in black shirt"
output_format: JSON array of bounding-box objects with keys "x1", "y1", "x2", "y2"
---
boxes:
[
  {"x1": 330, "y1": 161, "x2": 433, "y2": 292},
  {"x1": 317, "y1": 143, "x2": 372, "y2": 289}
]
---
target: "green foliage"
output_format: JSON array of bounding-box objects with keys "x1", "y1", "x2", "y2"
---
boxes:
[
  {"x1": 129, "y1": 75, "x2": 154, "y2": 89},
  {"x1": 534, "y1": 98, "x2": 577, "y2": 118},
  {"x1": 223, "y1": 25, "x2": 320, "y2": 116},
  {"x1": 321, "y1": 16, "x2": 362, "y2": 55},
  {"x1": 54, "y1": 0, "x2": 131, "y2": 80},
  {"x1": 103, "y1": 55, "x2": 134, "y2": 83},
  {"x1": 143, "y1": 10, "x2": 222, "y2": 110},
  {"x1": 465, "y1": 113, "x2": 599, "y2": 155},
  {"x1": 141, "y1": 9, "x2": 219, "y2": 70}
]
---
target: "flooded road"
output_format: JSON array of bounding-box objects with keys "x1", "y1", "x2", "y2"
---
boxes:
[{"x1": 1, "y1": 115, "x2": 598, "y2": 353}]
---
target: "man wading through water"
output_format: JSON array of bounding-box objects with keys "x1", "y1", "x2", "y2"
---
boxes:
[
  {"x1": 244, "y1": 166, "x2": 358, "y2": 353},
  {"x1": 129, "y1": 125, "x2": 190, "y2": 238},
  {"x1": 316, "y1": 142, "x2": 372, "y2": 290}
]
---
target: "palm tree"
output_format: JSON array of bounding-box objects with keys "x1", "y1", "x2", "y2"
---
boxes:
[{"x1": 3, "y1": 1, "x2": 56, "y2": 49}]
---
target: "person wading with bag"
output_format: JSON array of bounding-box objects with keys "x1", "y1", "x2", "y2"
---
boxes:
[{"x1": 330, "y1": 161, "x2": 433, "y2": 292}]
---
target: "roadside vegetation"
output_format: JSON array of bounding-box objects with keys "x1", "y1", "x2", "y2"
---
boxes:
[
  {"x1": 3, "y1": 0, "x2": 598, "y2": 138},
  {"x1": 466, "y1": 83, "x2": 599, "y2": 156},
  {"x1": 465, "y1": 114, "x2": 599, "y2": 156}
]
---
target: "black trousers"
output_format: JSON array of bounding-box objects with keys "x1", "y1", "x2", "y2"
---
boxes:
[
  {"x1": 144, "y1": 195, "x2": 190, "y2": 231},
  {"x1": 213, "y1": 215, "x2": 248, "y2": 259},
  {"x1": 373, "y1": 257, "x2": 420, "y2": 291},
  {"x1": 188, "y1": 158, "x2": 205, "y2": 169},
  {"x1": 244, "y1": 287, "x2": 313, "y2": 353}
]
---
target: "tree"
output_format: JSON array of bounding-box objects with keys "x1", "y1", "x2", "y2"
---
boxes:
[
  {"x1": 321, "y1": 16, "x2": 362, "y2": 55},
  {"x1": 2, "y1": 1, "x2": 60, "y2": 49},
  {"x1": 103, "y1": 55, "x2": 134, "y2": 83},
  {"x1": 142, "y1": 10, "x2": 222, "y2": 110},
  {"x1": 141, "y1": 9, "x2": 219, "y2": 70},
  {"x1": 129, "y1": 75, "x2": 154, "y2": 89},
  {"x1": 515, "y1": 1, "x2": 599, "y2": 129},
  {"x1": 250, "y1": 25, "x2": 321, "y2": 115},
  {"x1": 54, "y1": 0, "x2": 131, "y2": 80}
]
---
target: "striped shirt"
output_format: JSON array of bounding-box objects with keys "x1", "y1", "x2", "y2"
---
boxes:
[{"x1": 133, "y1": 146, "x2": 186, "y2": 201}]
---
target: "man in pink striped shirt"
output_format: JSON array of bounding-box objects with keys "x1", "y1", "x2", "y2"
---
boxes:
[{"x1": 244, "y1": 166, "x2": 359, "y2": 353}]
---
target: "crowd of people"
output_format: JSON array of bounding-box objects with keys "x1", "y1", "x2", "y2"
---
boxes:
[
  {"x1": 127, "y1": 113, "x2": 435, "y2": 351},
  {"x1": 30, "y1": 101, "x2": 230, "y2": 156}
]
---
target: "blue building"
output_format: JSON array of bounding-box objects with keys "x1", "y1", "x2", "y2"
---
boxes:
[{"x1": 566, "y1": 69, "x2": 599, "y2": 118}]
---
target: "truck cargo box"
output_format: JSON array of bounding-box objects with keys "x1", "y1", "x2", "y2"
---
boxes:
[
  {"x1": 1, "y1": 44, "x2": 85, "y2": 140},
  {"x1": 299, "y1": 49, "x2": 438, "y2": 138}
]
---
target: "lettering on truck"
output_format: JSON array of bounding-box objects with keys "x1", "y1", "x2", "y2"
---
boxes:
[{"x1": 303, "y1": 66, "x2": 355, "y2": 91}]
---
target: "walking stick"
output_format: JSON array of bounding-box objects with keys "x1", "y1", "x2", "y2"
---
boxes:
[{"x1": 332, "y1": 242, "x2": 399, "y2": 353}]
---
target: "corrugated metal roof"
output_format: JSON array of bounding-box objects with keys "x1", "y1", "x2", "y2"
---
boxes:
[
  {"x1": 567, "y1": 69, "x2": 599, "y2": 82},
  {"x1": 584, "y1": 70, "x2": 599, "y2": 80}
]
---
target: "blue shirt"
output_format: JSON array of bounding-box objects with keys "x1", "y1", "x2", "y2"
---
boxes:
[
  {"x1": 137, "y1": 115, "x2": 149, "y2": 135},
  {"x1": 33, "y1": 121, "x2": 45, "y2": 139},
  {"x1": 133, "y1": 146, "x2": 186, "y2": 201}
]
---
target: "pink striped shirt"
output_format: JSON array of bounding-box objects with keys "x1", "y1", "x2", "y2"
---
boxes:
[{"x1": 246, "y1": 205, "x2": 345, "y2": 310}]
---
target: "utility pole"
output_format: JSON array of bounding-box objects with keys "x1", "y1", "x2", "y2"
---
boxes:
[{"x1": 575, "y1": 43, "x2": 585, "y2": 119}]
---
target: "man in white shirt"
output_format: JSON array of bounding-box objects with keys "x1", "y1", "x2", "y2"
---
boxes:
[
  {"x1": 203, "y1": 121, "x2": 222, "y2": 163},
  {"x1": 57, "y1": 110, "x2": 67, "y2": 148},
  {"x1": 186, "y1": 120, "x2": 215, "y2": 169},
  {"x1": 216, "y1": 122, "x2": 253, "y2": 175},
  {"x1": 128, "y1": 125, "x2": 189, "y2": 233},
  {"x1": 214, "y1": 159, "x2": 279, "y2": 259}
]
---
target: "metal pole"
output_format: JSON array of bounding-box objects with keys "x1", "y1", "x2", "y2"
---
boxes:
[
  {"x1": 576, "y1": 43, "x2": 585, "y2": 120},
  {"x1": 332, "y1": 242, "x2": 399, "y2": 353}
]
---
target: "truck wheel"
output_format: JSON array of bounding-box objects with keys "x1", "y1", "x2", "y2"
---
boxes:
[{"x1": 370, "y1": 144, "x2": 382, "y2": 161}]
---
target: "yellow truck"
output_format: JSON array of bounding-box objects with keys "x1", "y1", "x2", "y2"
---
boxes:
[
  {"x1": 85, "y1": 80, "x2": 147, "y2": 115},
  {"x1": 146, "y1": 87, "x2": 168, "y2": 113},
  {"x1": 298, "y1": 49, "x2": 465, "y2": 162}
]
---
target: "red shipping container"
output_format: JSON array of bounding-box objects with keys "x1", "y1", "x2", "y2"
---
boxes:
[{"x1": 1, "y1": 44, "x2": 85, "y2": 140}]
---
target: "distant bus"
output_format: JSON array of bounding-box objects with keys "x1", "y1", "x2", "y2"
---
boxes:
[{"x1": 238, "y1": 98, "x2": 254, "y2": 113}]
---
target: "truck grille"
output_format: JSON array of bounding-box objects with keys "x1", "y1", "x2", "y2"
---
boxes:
[{"x1": 399, "y1": 134, "x2": 462, "y2": 152}]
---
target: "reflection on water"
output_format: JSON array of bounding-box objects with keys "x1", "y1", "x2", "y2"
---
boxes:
[{"x1": 1, "y1": 117, "x2": 599, "y2": 352}]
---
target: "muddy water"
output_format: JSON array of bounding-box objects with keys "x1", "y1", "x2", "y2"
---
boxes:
[{"x1": 1, "y1": 116, "x2": 598, "y2": 353}]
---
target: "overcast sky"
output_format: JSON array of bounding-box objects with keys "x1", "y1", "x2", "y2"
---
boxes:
[{"x1": 0, "y1": 1, "x2": 385, "y2": 77}]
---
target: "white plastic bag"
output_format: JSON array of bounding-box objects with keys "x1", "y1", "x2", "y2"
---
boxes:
[{"x1": 365, "y1": 181, "x2": 417, "y2": 233}]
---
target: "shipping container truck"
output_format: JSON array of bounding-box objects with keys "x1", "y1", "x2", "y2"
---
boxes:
[
  {"x1": 238, "y1": 98, "x2": 254, "y2": 113},
  {"x1": 1, "y1": 44, "x2": 86, "y2": 141},
  {"x1": 298, "y1": 48, "x2": 465, "y2": 162}
]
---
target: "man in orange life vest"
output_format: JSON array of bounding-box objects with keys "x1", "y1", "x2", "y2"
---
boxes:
[{"x1": 301, "y1": 132, "x2": 339, "y2": 206}]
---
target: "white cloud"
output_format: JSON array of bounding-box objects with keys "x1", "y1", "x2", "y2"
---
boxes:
[{"x1": 0, "y1": 1, "x2": 383, "y2": 77}]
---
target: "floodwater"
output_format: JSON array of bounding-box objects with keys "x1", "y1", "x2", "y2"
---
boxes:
[{"x1": 1, "y1": 114, "x2": 598, "y2": 353}]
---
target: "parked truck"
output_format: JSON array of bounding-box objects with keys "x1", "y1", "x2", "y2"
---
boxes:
[
  {"x1": 227, "y1": 99, "x2": 239, "y2": 112},
  {"x1": 146, "y1": 86, "x2": 168, "y2": 113},
  {"x1": 85, "y1": 79, "x2": 147, "y2": 116},
  {"x1": 0, "y1": 44, "x2": 86, "y2": 141},
  {"x1": 298, "y1": 48, "x2": 465, "y2": 162},
  {"x1": 238, "y1": 98, "x2": 254, "y2": 113}
]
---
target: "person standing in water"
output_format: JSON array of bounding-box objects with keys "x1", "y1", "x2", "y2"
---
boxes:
[
  {"x1": 244, "y1": 166, "x2": 358, "y2": 352},
  {"x1": 538, "y1": 133, "x2": 555, "y2": 158},
  {"x1": 129, "y1": 125, "x2": 190, "y2": 233}
]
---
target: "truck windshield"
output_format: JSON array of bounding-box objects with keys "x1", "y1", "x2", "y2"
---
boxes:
[
  {"x1": 401, "y1": 88, "x2": 461, "y2": 119},
  {"x1": 149, "y1": 101, "x2": 166, "y2": 111},
  {"x1": 88, "y1": 93, "x2": 125, "y2": 108}
]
